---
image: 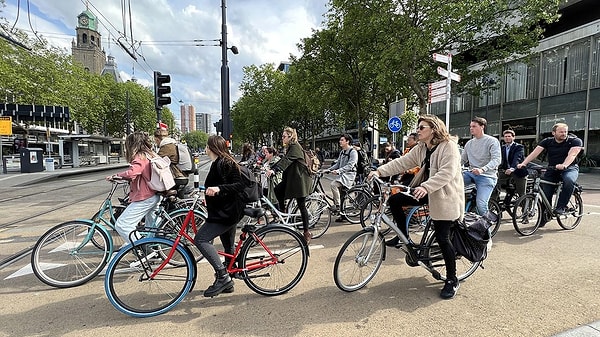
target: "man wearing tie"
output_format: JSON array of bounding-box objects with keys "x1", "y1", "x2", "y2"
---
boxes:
[{"x1": 499, "y1": 130, "x2": 528, "y2": 198}]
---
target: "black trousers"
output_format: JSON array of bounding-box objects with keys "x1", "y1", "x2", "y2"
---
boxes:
[{"x1": 274, "y1": 181, "x2": 310, "y2": 231}]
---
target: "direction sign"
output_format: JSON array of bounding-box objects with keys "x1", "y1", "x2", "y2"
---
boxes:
[
  {"x1": 429, "y1": 79, "x2": 447, "y2": 90},
  {"x1": 429, "y1": 93, "x2": 448, "y2": 104},
  {"x1": 433, "y1": 53, "x2": 451, "y2": 64},
  {"x1": 429, "y1": 87, "x2": 447, "y2": 97},
  {"x1": 387, "y1": 116, "x2": 402, "y2": 133},
  {"x1": 437, "y1": 66, "x2": 461, "y2": 82},
  {"x1": 0, "y1": 116, "x2": 12, "y2": 135}
]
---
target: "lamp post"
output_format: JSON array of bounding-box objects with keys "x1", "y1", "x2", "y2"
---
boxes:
[{"x1": 221, "y1": 0, "x2": 238, "y2": 144}]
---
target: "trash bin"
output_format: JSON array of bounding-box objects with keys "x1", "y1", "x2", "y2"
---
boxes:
[
  {"x1": 45, "y1": 158, "x2": 55, "y2": 171},
  {"x1": 19, "y1": 148, "x2": 44, "y2": 173}
]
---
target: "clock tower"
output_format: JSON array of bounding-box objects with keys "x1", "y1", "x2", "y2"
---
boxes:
[{"x1": 71, "y1": 9, "x2": 106, "y2": 75}]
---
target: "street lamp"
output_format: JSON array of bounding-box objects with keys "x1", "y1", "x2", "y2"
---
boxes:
[{"x1": 221, "y1": 0, "x2": 238, "y2": 144}]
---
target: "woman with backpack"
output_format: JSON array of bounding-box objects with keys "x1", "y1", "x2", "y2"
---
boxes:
[
  {"x1": 154, "y1": 128, "x2": 188, "y2": 195},
  {"x1": 266, "y1": 127, "x2": 312, "y2": 243},
  {"x1": 193, "y1": 135, "x2": 246, "y2": 298}
]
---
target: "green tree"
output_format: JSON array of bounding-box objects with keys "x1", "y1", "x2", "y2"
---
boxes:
[{"x1": 182, "y1": 130, "x2": 209, "y2": 152}]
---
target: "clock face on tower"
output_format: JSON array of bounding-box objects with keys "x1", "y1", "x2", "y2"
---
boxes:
[{"x1": 79, "y1": 16, "x2": 89, "y2": 26}]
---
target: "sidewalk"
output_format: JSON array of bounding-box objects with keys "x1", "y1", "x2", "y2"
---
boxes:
[{"x1": 0, "y1": 162, "x2": 129, "y2": 188}]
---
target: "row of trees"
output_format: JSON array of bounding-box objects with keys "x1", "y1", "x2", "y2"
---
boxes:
[
  {"x1": 0, "y1": 2, "x2": 174, "y2": 138},
  {"x1": 232, "y1": 0, "x2": 560, "y2": 148}
]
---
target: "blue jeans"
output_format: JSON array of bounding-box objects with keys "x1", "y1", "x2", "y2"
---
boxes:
[
  {"x1": 541, "y1": 166, "x2": 579, "y2": 210},
  {"x1": 115, "y1": 194, "x2": 160, "y2": 245},
  {"x1": 463, "y1": 172, "x2": 497, "y2": 215}
]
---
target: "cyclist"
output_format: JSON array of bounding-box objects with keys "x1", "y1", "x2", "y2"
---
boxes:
[
  {"x1": 498, "y1": 129, "x2": 528, "y2": 198},
  {"x1": 369, "y1": 114, "x2": 465, "y2": 299},
  {"x1": 517, "y1": 123, "x2": 582, "y2": 224},
  {"x1": 327, "y1": 134, "x2": 358, "y2": 222},
  {"x1": 461, "y1": 117, "x2": 501, "y2": 215},
  {"x1": 194, "y1": 135, "x2": 246, "y2": 297}
]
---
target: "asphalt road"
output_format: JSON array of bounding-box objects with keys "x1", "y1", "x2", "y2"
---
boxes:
[{"x1": 0, "y1": 171, "x2": 599, "y2": 337}]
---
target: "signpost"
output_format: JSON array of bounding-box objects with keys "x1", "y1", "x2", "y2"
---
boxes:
[
  {"x1": 0, "y1": 117, "x2": 12, "y2": 174},
  {"x1": 430, "y1": 53, "x2": 461, "y2": 128},
  {"x1": 388, "y1": 116, "x2": 402, "y2": 146}
]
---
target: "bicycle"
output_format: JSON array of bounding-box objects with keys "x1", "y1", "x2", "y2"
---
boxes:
[
  {"x1": 334, "y1": 176, "x2": 481, "y2": 292},
  {"x1": 464, "y1": 184, "x2": 501, "y2": 237},
  {"x1": 30, "y1": 178, "x2": 207, "y2": 288},
  {"x1": 104, "y1": 189, "x2": 310, "y2": 318},
  {"x1": 511, "y1": 166, "x2": 583, "y2": 236}
]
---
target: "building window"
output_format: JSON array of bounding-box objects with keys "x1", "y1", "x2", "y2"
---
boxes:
[
  {"x1": 82, "y1": 33, "x2": 88, "y2": 44},
  {"x1": 542, "y1": 39, "x2": 590, "y2": 96},
  {"x1": 505, "y1": 57, "x2": 539, "y2": 102},
  {"x1": 591, "y1": 36, "x2": 600, "y2": 89}
]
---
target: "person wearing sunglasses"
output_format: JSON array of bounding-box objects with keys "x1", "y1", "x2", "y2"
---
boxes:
[{"x1": 368, "y1": 115, "x2": 465, "y2": 299}]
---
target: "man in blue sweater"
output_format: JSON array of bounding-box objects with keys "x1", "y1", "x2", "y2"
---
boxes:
[{"x1": 461, "y1": 117, "x2": 501, "y2": 215}]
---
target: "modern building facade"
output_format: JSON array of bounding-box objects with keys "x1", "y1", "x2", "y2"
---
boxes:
[
  {"x1": 430, "y1": 0, "x2": 600, "y2": 159},
  {"x1": 180, "y1": 104, "x2": 196, "y2": 133},
  {"x1": 195, "y1": 112, "x2": 211, "y2": 134}
]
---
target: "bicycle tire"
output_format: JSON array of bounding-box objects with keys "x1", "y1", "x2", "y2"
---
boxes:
[
  {"x1": 31, "y1": 220, "x2": 111, "y2": 288},
  {"x1": 104, "y1": 237, "x2": 196, "y2": 318},
  {"x1": 91, "y1": 204, "x2": 126, "y2": 250},
  {"x1": 333, "y1": 228, "x2": 385, "y2": 292},
  {"x1": 556, "y1": 192, "x2": 583, "y2": 230},
  {"x1": 359, "y1": 196, "x2": 393, "y2": 236},
  {"x1": 239, "y1": 225, "x2": 308, "y2": 296},
  {"x1": 511, "y1": 194, "x2": 542, "y2": 236},
  {"x1": 299, "y1": 195, "x2": 331, "y2": 239},
  {"x1": 341, "y1": 188, "x2": 373, "y2": 224},
  {"x1": 423, "y1": 231, "x2": 480, "y2": 282},
  {"x1": 155, "y1": 209, "x2": 206, "y2": 265}
]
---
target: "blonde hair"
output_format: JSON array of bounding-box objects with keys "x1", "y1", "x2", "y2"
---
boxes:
[
  {"x1": 283, "y1": 126, "x2": 298, "y2": 144},
  {"x1": 125, "y1": 132, "x2": 153, "y2": 163},
  {"x1": 417, "y1": 115, "x2": 451, "y2": 146}
]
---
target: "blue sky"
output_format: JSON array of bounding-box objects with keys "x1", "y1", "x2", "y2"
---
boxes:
[{"x1": 2, "y1": 0, "x2": 328, "y2": 127}]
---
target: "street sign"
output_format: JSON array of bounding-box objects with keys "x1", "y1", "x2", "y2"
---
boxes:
[
  {"x1": 0, "y1": 116, "x2": 12, "y2": 135},
  {"x1": 387, "y1": 116, "x2": 402, "y2": 133},
  {"x1": 429, "y1": 79, "x2": 447, "y2": 90},
  {"x1": 433, "y1": 53, "x2": 451, "y2": 64},
  {"x1": 389, "y1": 98, "x2": 406, "y2": 118},
  {"x1": 429, "y1": 93, "x2": 448, "y2": 104},
  {"x1": 429, "y1": 87, "x2": 447, "y2": 97},
  {"x1": 437, "y1": 66, "x2": 461, "y2": 82}
]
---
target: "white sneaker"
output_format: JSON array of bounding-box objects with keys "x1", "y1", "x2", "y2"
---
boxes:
[
  {"x1": 129, "y1": 251, "x2": 159, "y2": 268},
  {"x1": 486, "y1": 237, "x2": 493, "y2": 252}
]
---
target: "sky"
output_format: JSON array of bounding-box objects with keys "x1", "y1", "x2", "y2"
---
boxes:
[{"x1": 2, "y1": 0, "x2": 329, "y2": 128}]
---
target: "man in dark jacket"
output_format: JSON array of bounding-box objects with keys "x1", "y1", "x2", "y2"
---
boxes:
[{"x1": 498, "y1": 129, "x2": 528, "y2": 198}]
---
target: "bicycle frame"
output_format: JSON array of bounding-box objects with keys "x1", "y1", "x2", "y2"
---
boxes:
[{"x1": 529, "y1": 176, "x2": 561, "y2": 216}]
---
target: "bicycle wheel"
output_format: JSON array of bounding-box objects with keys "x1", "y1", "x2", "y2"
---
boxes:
[
  {"x1": 341, "y1": 188, "x2": 372, "y2": 224},
  {"x1": 359, "y1": 196, "x2": 393, "y2": 236},
  {"x1": 104, "y1": 237, "x2": 196, "y2": 318},
  {"x1": 299, "y1": 195, "x2": 331, "y2": 239},
  {"x1": 511, "y1": 194, "x2": 542, "y2": 236},
  {"x1": 31, "y1": 220, "x2": 110, "y2": 288},
  {"x1": 557, "y1": 192, "x2": 583, "y2": 230},
  {"x1": 91, "y1": 204, "x2": 126, "y2": 250},
  {"x1": 239, "y1": 225, "x2": 308, "y2": 296},
  {"x1": 424, "y1": 231, "x2": 480, "y2": 282},
  {"x1": 467, "y1": 199, "x2": 501, "y2": 237},
  {"x1": 155, "y1": 209, "x2": 206, "y2": 265},
  {"x1": 333, "y1": 228, "x2": 385, "y2": 292}
]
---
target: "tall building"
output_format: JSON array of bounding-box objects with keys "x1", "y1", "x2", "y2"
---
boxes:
[
  {"x1": 196, "y1": 113, "x2": 211, "y2": 134},
  {"x1": 180, "y1": 104, "x2": 196, "y2": 133},
  {"x1": 71, "y1": 8, "x2": 106, "y2": 75}
]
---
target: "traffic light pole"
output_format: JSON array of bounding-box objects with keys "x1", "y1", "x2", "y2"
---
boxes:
[{"x1": 221, "y1": 0, "x2": 232, "y2": 142}]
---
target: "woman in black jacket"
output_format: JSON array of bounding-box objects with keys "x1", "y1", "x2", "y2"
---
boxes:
[{"x1": 194, "y1": 135, "x2": 245, "y2": 298}]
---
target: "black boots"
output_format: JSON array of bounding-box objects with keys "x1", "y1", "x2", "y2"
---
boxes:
[{"x1": 204, "y1": 268, "x2": 234, "y2": 298}]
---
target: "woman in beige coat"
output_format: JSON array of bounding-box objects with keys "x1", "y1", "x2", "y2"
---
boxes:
[{"x1": 369, "y1": 114, "x2": 464, "y2": 299}]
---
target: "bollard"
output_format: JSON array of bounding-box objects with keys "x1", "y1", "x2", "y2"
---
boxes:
[{"x1": 193, "y1": 168, "x2": 200, "y2": 189}]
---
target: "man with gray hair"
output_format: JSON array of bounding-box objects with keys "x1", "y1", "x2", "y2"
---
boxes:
[{"x1": 461, "y1": 117, "x2": 501, "y2": 215}]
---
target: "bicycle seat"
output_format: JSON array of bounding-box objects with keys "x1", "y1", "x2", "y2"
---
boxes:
[{"x1": 244, "y1": 207, "x2": 266, "y2": 218}]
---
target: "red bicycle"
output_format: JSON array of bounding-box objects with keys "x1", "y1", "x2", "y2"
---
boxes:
[{"x1": 103, "y1": 190, "x2": 310, "y2": 318}]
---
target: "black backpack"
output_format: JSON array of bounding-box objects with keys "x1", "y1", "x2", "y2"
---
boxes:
[
  {"x1": 239, "y1": 165, "x2": 261, "y2": 204},
  {"x1": 357, "y1": 148, "x2": 371, "y2": 174}
]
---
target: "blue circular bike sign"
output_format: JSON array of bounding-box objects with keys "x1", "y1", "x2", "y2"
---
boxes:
[{"x1": 388, "y1": 116, "x2": 402, "y2": 133}]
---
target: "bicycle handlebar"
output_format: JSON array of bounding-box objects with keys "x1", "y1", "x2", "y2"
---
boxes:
[{"x1": 369, "y1": 175, "x2": 415, "y2": 198}]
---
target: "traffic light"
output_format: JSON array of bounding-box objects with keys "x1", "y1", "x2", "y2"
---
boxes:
[{"x1": 154, "y1": 71, "x2": 171, "y2": 109}]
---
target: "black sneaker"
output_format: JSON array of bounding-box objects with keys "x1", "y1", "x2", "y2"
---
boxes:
[
  {"x1": 553, "y1": 207, "x2": 566, "y2": 215},
  {"x1": 440, "y1": 279, "x2": 460, "y2": 299},
  {"x1": 385, "y1": 236, "x2": 400, "y2": 248}
]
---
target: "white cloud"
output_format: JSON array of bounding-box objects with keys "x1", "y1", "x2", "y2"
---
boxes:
[{"x1": 4, "y1": 0, "x2": 327, "y2": 125}]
